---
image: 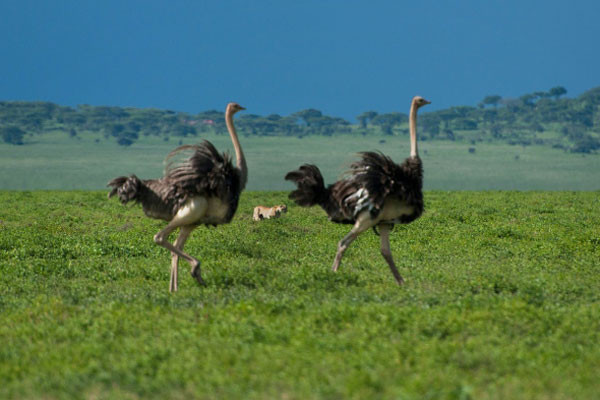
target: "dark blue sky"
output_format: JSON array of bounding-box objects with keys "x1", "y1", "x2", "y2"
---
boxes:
[{"x1": 1, "y1": 0, "x2": 599, "y2": 120}]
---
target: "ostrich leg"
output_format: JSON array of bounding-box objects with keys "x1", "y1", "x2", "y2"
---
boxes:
[
  {"x1": 154, "y1": 224, "x2": 204, "y2": 289},
  {"x1": 169, "y1": 225, "x2": 194, "y2": 292},
  {"x1": 331, "y1": 213, "x2": 374, "y2": 272},
  {"x1": 378, "y1": 223, "x2": 404, "y2": 285}
]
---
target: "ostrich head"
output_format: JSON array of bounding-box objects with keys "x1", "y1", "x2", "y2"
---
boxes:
[
  {"x1": 227, "y1": 102, "x2": 246, "y2": 114},
  {"x1": 413, "y1": 96, "x2": 431, "y2": 108}
]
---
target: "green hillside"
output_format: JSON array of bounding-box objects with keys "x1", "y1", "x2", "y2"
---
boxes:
[{"x1": 2, "y1": 86, "x2": 600, "y2": 153}]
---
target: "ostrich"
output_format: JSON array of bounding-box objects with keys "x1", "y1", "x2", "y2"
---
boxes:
[
  {"x1": 285, "y1": 96, "x2": 430, "y2": 285},
  {"x1": 108, "y1": 102, "x2": 247, "y2": 292}
]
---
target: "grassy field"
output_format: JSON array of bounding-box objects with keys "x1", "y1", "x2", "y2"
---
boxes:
[
  {"x1": 1, "y1": 190, "x2": 599, "y2": 399},
  {"x1": 1, "y1": 132, "x2": 600, "y2": 191}
]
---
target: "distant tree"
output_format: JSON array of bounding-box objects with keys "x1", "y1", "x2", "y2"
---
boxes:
[
  {"x1": 452, "y1": 118, "x2": 478, "y2": 130},
  {"x1": 489, "y1": 124, "x2": 503, "y2": 139},
  {"x1": 519, "y1": 93, "x2": 537, "y2": 106},
  {"x1": 420, "y1": 115, "x2": 441, "y2": 137},
  {"x1": 238, "y1": 114, "x2": 267, "y2": 136},
  {"x1": 479, "y1": 95, "x2": 502, "y2": 108},
  {"x1": 172, "y1": 124, "x2": 196, "y2": 137},
  {"x1": 502, "y1": 98, "x2": 523, "y2": 112},
  {"x1": 1, "y1": 126, "x2": 25, "y2": 145},
  {"x1": 292, "y1": 109, "x2": 323, "y2": 127},
  {"x1": 579, "y1": 87, "x2": 600, "y2": 104},
  {"x1": 290, "y1": 109, "x2": 350, "y2": 135},
  {"x1": 530, "y1": 122, "x2": 544, "y2": 132},
  {"x1": 571, "y1": 132, "x2": 600, "y2": 153},
  {"x1": 127, "y1": 121, "x2": 142, "y2": 132},
  {"x1": 266, "y1": 114, "x2": 282, "y2": 121},
  {"x1": 482, "y1": 109, "x2": 498, "y2": 124},
  {"x1": 24, "y1": 116, "x2": 44, "y2": 132},
  {"x1": 356, "y1": 111, "x2": 378, "y2": 129},
  {"x1": 116, "y1": 131, "x2": 138, "y2": 146},
  {"x1": 437, "y1": 110, "x2": 458, "y2": 128},
  {"x1": 549, "y1": 86, "x2": 567, "y2": 100},
  {"x1": 371, "y1": 112, "x2": 406, "y2": 136},
  {"x1": 364, "y1": 111, "x2": 378, "y2": 124},
  {"x1": 110, "y1": 123, "x2": 125, "y2": 137},
  {"x1": 356, "y1": 113, "x2": 368, "y2": 129}
]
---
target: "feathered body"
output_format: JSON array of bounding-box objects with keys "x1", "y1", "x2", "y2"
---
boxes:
[
  {"x1": 107, "y1": 102, "x2": 247, "y2": 292},
  {"x1": 108, "y1": 140, "x2": 242, "y2": 225},
  {"x1": 285, "y1": 96, "x2": 430, "y2": 285},
  {"x1": 286, "y1": 152, "x2": 423, "y2": 226}
]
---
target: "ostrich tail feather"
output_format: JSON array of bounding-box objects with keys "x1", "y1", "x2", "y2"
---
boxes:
[
  {"x1": 285, "y1": 164, "x2": 330, "y2": 208},
  {"x1": 107, "y1": 175, "x2": 142, "y2": 204}
]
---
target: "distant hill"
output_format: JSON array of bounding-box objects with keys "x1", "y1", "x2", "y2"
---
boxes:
[{"x1": 1, "y1": 86, "x2": 599, "y2": 153}]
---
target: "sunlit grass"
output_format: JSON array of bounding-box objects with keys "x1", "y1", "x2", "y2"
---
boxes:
[{"x1": 1, "y1": 190, "x2": 599, "y2": 399}]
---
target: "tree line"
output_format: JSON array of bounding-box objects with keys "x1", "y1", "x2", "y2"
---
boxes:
[{"x1": 1, "y1": 85, "x2": 599, "y2": 153}]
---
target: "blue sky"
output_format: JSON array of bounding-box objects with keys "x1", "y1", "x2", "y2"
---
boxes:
[{"x1": 1, "y1": 0, "x2": 599, "y2": 120}]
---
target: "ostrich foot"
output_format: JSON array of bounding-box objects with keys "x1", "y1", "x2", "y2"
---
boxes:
[
  {"x1": 386, "y1": 264, "x2": 405, "y2": 286},
  {"x1": 331, "y1": 259, "x2": 341, "y2": 272},
  {"x1": 190, "y1": 262, "x2": 206, "y2": 286}
]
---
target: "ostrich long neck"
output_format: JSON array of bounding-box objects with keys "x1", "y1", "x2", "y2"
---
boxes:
[
  {"x1": 409, "y1": 101, "x2": 419, "y2": 158},
  {"x1": 226, "y1": 109, "x2": 248, "y2": 189}
]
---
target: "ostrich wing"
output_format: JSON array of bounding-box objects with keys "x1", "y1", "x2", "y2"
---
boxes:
[
  {"x1": 339, "y1": 152, "x2": 423, "y2": 219},
  {"x1": 164, "y1": 140, "x2": 242, "y2": 220}
]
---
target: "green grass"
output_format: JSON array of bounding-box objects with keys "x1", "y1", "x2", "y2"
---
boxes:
[
  {"x1": 1, "y1": 132, "x2": 600, "y2": 190},
  {"x1": 1, "y1": 190, "x2": 599, "y2": 399}
]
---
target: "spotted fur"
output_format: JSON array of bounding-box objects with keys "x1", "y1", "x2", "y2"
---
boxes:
[{"x1": 253, "y1": 204, "x2": 288, "y2": 221}]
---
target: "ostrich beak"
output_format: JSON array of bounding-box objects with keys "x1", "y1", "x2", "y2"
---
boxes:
[
  {"x1": 239, "y1": 105, "x2": 246, "y2": 110},
  {"x1": 424, "y1": 100, "x2": 431, "y2": 105}
]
